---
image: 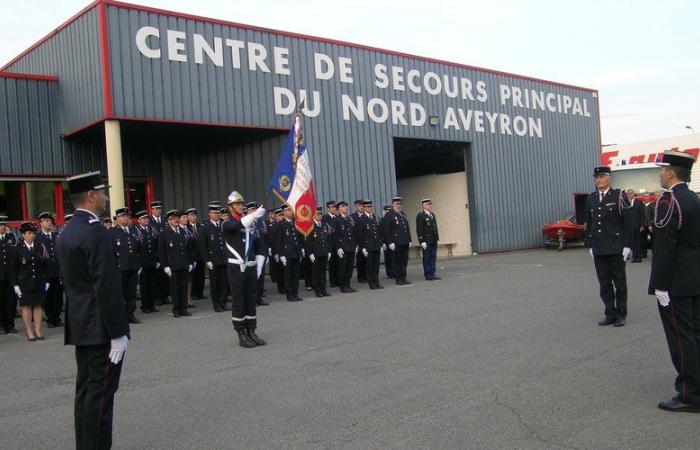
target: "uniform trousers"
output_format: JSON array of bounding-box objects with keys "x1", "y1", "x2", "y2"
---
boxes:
[
  {"x1": 337, "y1": 250, "x2": 356, "y2": 289},
  {"x1": 356, "y1": 250, "x2": 367, "y2": 282},
  {"x1": 191, "y1": 261, "x2": 205, "y2": 298},
  {"x1": 422, "y1": 244, "x2": 438, "y2": 279},
  {"x1": 593, "y1": 254, "x2": 627, "y2": 319},
  {"x1": 138, "y1": 268, "x2": 158, "y2": 311},
  {"x1": 168, "y1": 269, "x2": 188, "y2": 315},
  {"x1": 384, "y1": 247, "x2": 395, "y2": 278},
  {"x1": 256, "y1": 258, "x2": 266, "y2": 304},
  {"x1": 365, "y1": 250, "x2": 381, "y2": 287},
  {"x1": 328, "y1": 253, "x2": 338, "y2": 286},
  {"x1": 392, "y1": 245, "x2": 410, "y2": 283},
  {"x1": 0, "y1": 280, "x2": 16, "y2": 329},
  {"x1": 283, "y1": 258, "x2": 300, "y2": 299},
  {"x1": 311, "y1": 255, "x2": 328, "y2": 292},
  {"x1": 228, "y1": 264, "x2": 258, "y2": 330},
  {"x1": 209, "y1": 264, "x2": 228, "y2": 310},
  {"x1": 44, "y1": 277, "x2": 63, "y2": 324},
  {"x1": 120, "y1": 270, "x2": 138, "y2": 316}
]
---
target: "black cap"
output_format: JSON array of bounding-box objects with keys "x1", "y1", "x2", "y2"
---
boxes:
[
  {"x1": 326, "y1": 200, "x2": 336, "y2": 208},
  {"x1": 135, "y1": 210, "x2": 149, "y2": 219},
  {"x1": 593, "y1": 166, "x2": 611, "y2": 177},
  {"x1": 383, "y1": 205, "x2": 391, "y2": 211},
  {"x1": 245, "y1": 202, "x2": 258, "y2": 210},
  {"x1": 275, "y1": 208, "x2": 283, "y2": 216},
  {"x1": 392, "y1": 197, "x2": 403, "y2": 204},
  {"x1": 354, "y1": 199, "x2": 363, "y2": 205},
  {"x1": 315, "y1": 206, "x2": 323, "y2": 212},
  {"x1": 102, "y1": 216, "x2": 113, "y2": 223},
  {"x1": 186, "y1": 208, "x2": 197, "y2": 214},
  {"x1": 363, "y1": 200, "x2": 373, "y2": 207},
  {"x1": 166, "y1": 209, "x2": 180, "y2": 219},
  {"x1": 657, "y1": 150, "x2": 696, "y2": 170},
  {"x1": 336, "y1": 200, "x2": 348, "y2": 207},
  {"x1": 19, "y1": 222, "x2": 36, "y2": 234},
  {"x1": 0, "y1": 216, "x2": 8, "y2": 224},
  {"x1": 115, "y1": 207, "x2": 129, "y2": 217},
  {"x1": 66, "y1": 171, "x2": 108, "y2": 195},
  {"x1": 150, "y1": 201, "x2": 163, "y2": 209},
  {"x1": 208, "y1": 203, "x2": 221, "y2": 212},
  {"x1": 38, "y1": 211, "x2": 54, "y2": 221},
  {"x1": 179, "y1": 210, "x2": 189, "y2": 217}
]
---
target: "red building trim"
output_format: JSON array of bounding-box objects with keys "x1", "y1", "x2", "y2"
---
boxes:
[
  {"x1": 54, "y1": 182, "x2": 66, "y2": 224},
  {"x1": 97, "y1": 1, "x2": 114, "y2": 117},
  {"x1": 19, "y1": 182, "x2": 28, "y2": 221},
  {"x1": 595, "y1": 93, "x2": 603, "y2": 161},
  {"x1": 0, "y1": 72, "x2": 59, "y2": 82}
]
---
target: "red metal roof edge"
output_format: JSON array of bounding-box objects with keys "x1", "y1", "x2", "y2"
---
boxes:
[{"x1": 0, "y1": 72, "x2": 59, "y2": 82}]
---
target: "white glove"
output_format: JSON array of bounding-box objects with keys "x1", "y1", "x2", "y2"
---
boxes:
[
  {"x1": 382, "y1": 244, "x2": 386, "y2": 251},
  {"x1": 655, "y1": 290, "x2": 670, "y2": 307},
  {"x1": 274, "y1": 254, "x2": 279, "y2": 262},
  {"x1": 362, "y1": 248, "x2": 368, "y2": 257},
  {"x1": 256, "y1": 254, "x2": 266, "y2": 278},
  {"x1": 408, "y1": 242, "x2": 412, "y2": 248},
  {"x1": 327, "y1": 253, "x2": 331, "y2": 259},
  {"x1": 137, "y1": 269, "x2": 142, "y2": 277},
  {"x1": 268, "y1": 248, "x2": 272, "y2": 256},
  {"x1": 389, "y1": 243, "x2": 396, "y2": 251},
  {"x1": 589, "y1": 248, "x2": 594, "y2": 258},
  {"x1": 355, "y1": 246, "x2": 359, "y2": 254},
  {"x1": 337, "y1": 248, "x2": 344, "y2": 258},
  {"x1": 188, "y1": 264, "x2": 193, "y2": 273},
  {"x1": 622, "y1": 247, "x2": 632, "y2": 261},
  {"x1": 164, "y1": 267, "x2": 172, "y2": 277},
  {"x1": 437, "y1": 241, "x2": 440, "y2": 245},
  {"x1": 109, "y1": 335, "x2": 129, "y2": 365},
  {"x1": 301, "y1": 249, "x2": 305, "y2": 258},
  {"x1": 45, "y1": 282, "x2": 50, "y2": 292},
  {"x1": 421, "y1": 242, "x2": 428, "y2": 250},
  {"x1": 13, "y1": 286, "x2": 21, "y2": 298},
  {"x1": 280, "y1": 256, "x2": 287, "y2": 266},
  {"x1": 206, "y1": 261, "x2": 213, "y2": 270},
  {"x1": 309, "y1": 253, "x2": 316, "y2": 263},
  {"x1": 253, "y1": 206, "x2": 266, "y2": 219},
  {"x1": 156, "y1": 262, "x2": 161, "y2": 269},
  {"x1": 193, "y1": 262, "x2": 197, "y2": 269}
]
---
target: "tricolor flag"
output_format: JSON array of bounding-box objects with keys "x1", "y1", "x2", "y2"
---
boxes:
[{"x1": 268, "y1": 108, "x2": 317, "y2": 236}]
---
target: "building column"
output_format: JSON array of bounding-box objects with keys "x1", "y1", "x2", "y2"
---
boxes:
[{"x1": 105, "y1": 120, "x2": 125, "y2": 217}]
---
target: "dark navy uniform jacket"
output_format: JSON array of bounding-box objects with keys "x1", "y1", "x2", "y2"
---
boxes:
[
  {"x1": 333, "y1": 214, "x2": 357, "y2": 252},
  {"x1": 136, "y1": 224, "x2": 159, "y2": 269},
  {"x1": 10, "y1": 242, "x2": 48, "y2": 291},
  {"x1": 584, "y1": 188, "x2": 632, "y2": 256},
  {"x1": 358, "y1": 213, "x2": 383, "y2": 252},
  {"x1": 273, "y1": 219, "x2": 303, "y2": 260},
  {"x1": 158, "y1": 226, "x2": 191, "y2": 271},
  {"x1": 55, "y1": 209, "x2": 129, "y2": 346},
  {"x1": 305, "y1": 220, "x2": 332, "y2": 256},
  {"x1": 199, "y1": 220, "x2": 226, "y2": 266},
  {"x1": 649, "y1": 183, "x2": 700, "y2": 297},
  {"x1": 110, "y1": 225, "x2": 141, "y2": 271},
  {"x1": 625, "y1": 199, "x2": 644, "y2": 229},
  {"x1": 416, "y1": 211, "x2": 439, "y2": 245},
  {"x1": 382, "y1": 210, "x2": 412, "y2": 246},
  {"x1": 148, "y1": 215, "x2": 165, "y2": 234},
  {"x1": 35, "y1": 230, "x2": 60, "y2": 279},
  {"x1": 186, "y1": 223, "x2": 203, "y2": 262},
  {"x1": 222, "y1": 215, "x2": 264, "y2": 264},
  {"x1": 0, "y1": 232, "x2": 19, "y2": 282}
]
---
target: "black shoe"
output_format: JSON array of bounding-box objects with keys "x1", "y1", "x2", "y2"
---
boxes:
[
  {"x1": 223, "y1": 305, "x2": 231, "y2": 311},
  {"x1": 348, "y1": 287, "x2": 357, "y2": 293},
  {"x1": 0, "y1": 328, "x2": 7, "y2": 335},
  {"x1": 598, "y1": 317, "x2": 615, "y2": 326},
  {"x1": 188, "y1": 303, "x2": 197, "y2": 308},
  {"x1": 237, "y1": 330, "x2": 257, "y2": 348},
  {"x1": 368, "y1": 283, "x2": 377, "y2": 290},
  {"x1": 36, "y1": 335, "x2": 45, "y2": 341},
  {"x1": 162, "y1": 299, "x2": 173, "y2": 305},
  {"x1": 182, "y1": 310, "x2": 193, "y2": 317},
  {"x1": 128, "y1": 315, "x2": 142, "y2": 324},
  {"x1": 315, "y1": 290, "x2": 324, "y2": 298},
  {"x1": 403, "y1": 280, "x2": 412, "y2": 285},
  {"x1": 658, "y1": 398, "x2": 700, "y2": 412},
  {"x1": 358, "y1": 278, "x2": 367, "y2": 283},
  {"x1": 295, "y1": 295, "x2": 304, "y2": 301},
  {"x1": 322, "y1": 290, "x2": 332, "y2": 297},
  {"x1": 375, "y1": 284, "x2": 384, "y2": 289},
  {"x1": 47, "y1": 322, "x2": 57, "y2": 328},
  {"x1": 214, "y1": 306, "x2": 225, "y2": 312},
  {"x1": 341, "y1": 287, "x2": 352, "y2": 293},
  {"x1": 247, "y1": 329, "x2": 266, "y2": 346},
  {"x1": 173, "y1": 312, "x2": 182, "y2": 318},
  {"x1": 613, "y1": 318, "x2": 626, "y2": 327},
  {"x1": 287, "y1": 296, "x2": 297, "y2": 302},
  {"x1": 8, "y1": 327, "x2": 17, "y2": 334},
  {"x1": 396, "y1": 280, "x2": 404, "y2": 286},
  {"x1": 329, "y1": 283, "x2": 338, "y2": 288},
  {"x1": 432, "y1": 276, "x2": 441, "y2": 281},
  {"x1": 257, "y1": 300, "x2": 270, "y2": 306},
  {"x1": 425, "y1": 276, "x2": 433, "y2": 281},
  {"x1": 151, "y1": 307, "x2": 159, "y2": 313}
]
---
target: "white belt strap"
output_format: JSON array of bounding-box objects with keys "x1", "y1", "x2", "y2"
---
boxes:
[{"x1": 226, "y1": 242, "x2": 256, "y2": 271}]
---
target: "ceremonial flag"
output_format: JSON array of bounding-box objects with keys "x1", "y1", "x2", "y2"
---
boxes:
[{"x1": 268, "y1": 109, "x2": 317, "y2": 236}]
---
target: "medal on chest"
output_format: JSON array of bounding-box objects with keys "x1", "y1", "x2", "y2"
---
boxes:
[
  {"x1": 169, "y1": 241, "x2": 174, "y2": 248},
  {"x1": 21, "y1": 257, "x2": 27, "y2": 265},
  {"x1": 116, "y1": 239, "x2": 121, "y2": 246}
]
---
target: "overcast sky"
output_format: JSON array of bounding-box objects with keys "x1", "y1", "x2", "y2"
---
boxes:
[{"x1": 1, "y1": 0, "x2": 698, "y2": 145}]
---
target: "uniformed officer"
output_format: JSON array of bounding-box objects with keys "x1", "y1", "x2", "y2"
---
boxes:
[
  {"x1": 323, "y1": 201, "x2": 338, "y2": 287},
  {"x1": 55, "y1": 171, "x2": 130, "y2": 450},
  {"x1": 158, "y1": 209, "x2": 193, "y2": 318},
  {"x1": 269, "y1": 207, "x2": 287, "y2": 295},
  {"x1": 135, "y1": 210, "x2": 160, "y2": 313},
  {"x1": 624, "y1": 189, "x2": 644, "y2": 263},
  {"x1": 416, "y1": 198, "x2": 441, "y2": 281},
  {"x1": 102, "y1": 216, "x2": 113, "y2": 228},
  {"x1": 0, "y1": 216, "x2": 19, "y2": 334},
  {"x1": 333, "y1": 200, "x2": 357, "y2": 293},
  {"x1": 585, "y1": 166, "x2": 633, "y2": 327},
  {"x1": 222, "y1": 191, "x2": 267, "y2": 348},
  {"x1": 179, "y1": 211, "x2": 197, "y2": 309},
  {"x1": 357, "y1": 200, "x2": 384, "y2": 290},
  {"x1": 305, "y1": 207, "x2": 333, "y2": 297},
  {"x1": 352, "y1": 199, "x2": 367, "y2": 283},
  {"x1": 186, "y1": 208, "x2": 206, "y2": 300},
  {"x1": 276, "y1": 204, "x2": 303, "y2": 301},
  {"x1": 380, "y1": 205, "x2": 395, "y2": 279},
  {"x1": 246, "y1": 201, "x2": 270, "y2": 306},
  {"x1": 266, "y1": 209, "x2": 278, "y2": 284},
  {"x1": 35, "y1": 212, "x2": 64, "y2": 327},
  {"x1": 111, "y1": 208, "x2": 142, "y2": 324},
  {"x1": 648, "y1": 151, "x2": 700, "y2": 412},
  {"x1": 382, "y1": 197, "x2": 412, "y2": 285},
  {"x1": 11, "y1": 222, "x2": 49, "y2": 341},
  {"x1": 148, "y1": 200, "x2": 170, "y2": 307},
  {"x1": 199, "y1": 202, "x2": 229, "y2": 312},
  {"x1": 148, "y1": 200, "x2": 165, "y2": 232}
]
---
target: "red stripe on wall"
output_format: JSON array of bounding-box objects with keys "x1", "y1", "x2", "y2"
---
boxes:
[
  {"x1": 97, "y1": 1, "x2": 114, "y2": 117},
  {"x1": 0, "y1": 72, "x2": 59, "y2": 82}
]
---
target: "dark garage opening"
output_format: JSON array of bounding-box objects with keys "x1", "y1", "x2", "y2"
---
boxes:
[{"x1": 393, "y1": 137, "x2": 468, "y2": 179}]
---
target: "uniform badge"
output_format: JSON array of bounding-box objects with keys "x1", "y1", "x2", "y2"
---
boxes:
[
  {"x1": 169, "y1": 242, "x2": 174, "y2": 247},
  {"x1": 116, "y1": 239, "x2": 121, "y2": 246}
]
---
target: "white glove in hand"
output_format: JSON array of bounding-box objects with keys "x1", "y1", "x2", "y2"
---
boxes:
[
  {"x1": 382, "y1": 244, "x2": 386, "y2": 251},
  {"x1": 156, "y1": 262, "x2": 160, "y2": 269},
  {"x1": 355, "y1": 246, "x2": 359, "y2": 254},
  {"x1": 164, "y1": 267, "x2": 172, "y2": 277},
  {"x1": 655, "y1": 290, "x2": 670, "y2": 307},
  {"x1": 45, "y1": 282, "x2": 50, "y2": 292},
  {"x1": 137, "y1": 269, "x2": 142, "y2": 277},
  {"x1": 280, "y1": 256, "x2": 287, "y2": 266},
  {"x1": 309, "y1": 254, "x2": 316, "y2": 263},
  {"x1": 268, "y1": 248, "x2": 272, "y2": 256},
  {"x1": 253, "y1": 206, "x2": 266, "y2": 219},
  {"x1": 255, "y1": 254, "x2": 266, "y2": 278},
  {"x1": 622, "y1": 247, "x2": 632, "y2": 261},
  {"x1": 408, "y1": 242, "x2": 412, "y2": 248},
  {"x1": 274, "y1": 255, "x2": 279, "y2": 262},
  {"x1": 337, "y1": 248, "x2": 344, "y2": 258},
  {"x1": 193, "y1": 262, "x2": 197, "y2": 269},
  {"x1": 206, "y1": 261, "x2": 213, "y2": 270},
  {"x1": 188, "y1": 264, "x2": 193, "y2": 273},
  {"x1": 389, "y1": 243, "x2": 396, "y2": 251},
  {"x1": 301, "y1": 249, "x2": 305, "y2": 258},
  {"x1": 421, "y1": 242, "x2": 428, "y2": 250},
  {"x1": 589, "y1": 248, "x2": 594, "y2": 258},
  {"x1": 362, "y1": 248, "x2": 368, "y2": 257},
  {"x1": 109, "y1": 335, "x2": 128, "y2": 364},
  {"x1": 13, "y1": 286, "x2": 22, "y2": 298},
  {"x1": 327, "y1": 253, "x2": 331, "y2": 259}
]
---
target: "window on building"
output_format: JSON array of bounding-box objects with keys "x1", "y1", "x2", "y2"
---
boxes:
[
  {"x1": 25, "y1": 181, "x2": 56, "y2": 220},
  {"x1": 0, "y1": 181, "x2": 23, "y2": 220}
]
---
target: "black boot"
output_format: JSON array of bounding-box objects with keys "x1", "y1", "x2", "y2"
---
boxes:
[
  {"x1": 322, "y1": 289, "x2": 332, "y2": 297},
  {"x1": 315, "y1": 289, "x2": 324, "y2": 298},
  {"x1": 237, "y1": 329, "x2": 256, "y2": 348},
  {"x1": 247, "y1": 328, "x2": 266, "y2": 346}
]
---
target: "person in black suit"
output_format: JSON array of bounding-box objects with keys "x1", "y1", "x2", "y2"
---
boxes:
[
  {"x1": 322, "y1": 201, "x2": 338, "y2": 287},
  {"x1": 135, "y1": 210, "x2": 160, "y2": 313},
  {"x1": 333, "y1": 201, "x2": 357, "y2": 293},
  {"x1": 585, "y1": 166, "x2": 633, "y2": 327},
  {"x1": 382, "y1": 197, "x2": 413, "y2": 285},
  {"x1": 148, "y1": 201, "x2": 170, "y2": 306},
  {"x1": 649, "y1": 151, "x2": 700, "y2": 413},
  {"x1": 186, "y1": 208, "x2": 206, "y2": 300},
  {"x1": 357, "y1": 200, "x2": 384, "y2": 290},
  {"x1": 624, "y1": 189, "x2": 644, "y2": 263},
  {"x1": 305, "y1": 207, "x2": 332, "y2": 297},
  {"x1": 641, "y1": 196, "x2": 655, "y2": 258},
  {"x1": 11, "y1": 222, "x2": 48, "y2": 341},
  {"x1": 159, "y1": 210, "x2": 193, "y2": 318},
  {"x1": 36, "y1": 211, "x2": 64, "y2": 327},
  {"x1": 0, "y1": 216, "x2": 19, "y2": 335},
  {"x1": 416, "y1": 198, "x2": 441, "y2": 280},
  {"x1": 275, "y1": 204, "x2": 304, "y2": 302},
  {"x1": 352, "y1": 200, "x2": 367, "y2": 283},
  {"x1": 55, "y1": 171, "x2": 130, "y2": 450},
  {"x1": 199, "y1": 202, "x2": 229, "y2": 312},
  {"x1": 380, "y1": 205, "x2": 395, "y2": 279},
  {"x1": 111, "y1": 208, "x2": 142, "y2": 324}
]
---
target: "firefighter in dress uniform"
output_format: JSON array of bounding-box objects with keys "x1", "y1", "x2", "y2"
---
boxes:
[
  {"x1": 149, "y1": 201, "x2": 170, "y2": 307},
  {"x1": 199, "y1": 202, "x2": 230, "y2": 312},
  {"x1": 382, "y1": 197, "x2": 412, "y2": 285},
  {"x1": 158, "y1": 209, "x2": 193, "y2": 318},
  {"x1": 36, "y1": 211, "x2": 65, "y2": 327},
  {"x1": 110, "y1": 207, "x2": 142, "y2": 324},
  {"x1": 323, "y1": 201, "x2": 339, "y2": 287},
  {"x1": 135, "y1": 210, "x2": 160, "y2": 313},
  {"x1": 380, "y1": 205, "x2": 395, "y2": 279},
  {"x1": 186, "y1": 208, "x2": 206, "y2": 300},
  {"x1": 333, "y1": 201, "x2": 358, "y2": 293},
  {"x1": 275, "y1": 204, "x2": 304, "y2": 302},
  {"x1": 357, "y1": 200, "x2": 384, "y2": 290},
  {"x1": 416, "y1": 198, "x2": 442, "y2": 281},
  {"x1": 246, "y1": 201, "x2": 270, "y2": 306},
  {"x1": 305, "y1": 206, "x2": 333, "y2": 298},
  {"x1": 352, "y1": 199, "x2": 367, "y2": 283},
  {"x1": 0, "y1": 216, "x2": 19, "y2": 335}
]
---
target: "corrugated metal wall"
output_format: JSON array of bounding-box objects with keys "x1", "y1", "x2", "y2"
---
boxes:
[{"x1": 4, "y1": 7, "x2": 104, "y2": 134}]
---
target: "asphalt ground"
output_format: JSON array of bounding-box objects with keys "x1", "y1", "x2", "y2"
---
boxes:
[{"x1": 1, "y1": 248, "x2": 698, "y2": 449}]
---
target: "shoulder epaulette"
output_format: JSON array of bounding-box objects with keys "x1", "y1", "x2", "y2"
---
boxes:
[{"x1": 88, "y1": 218, "x2": 99, "y2": 224}]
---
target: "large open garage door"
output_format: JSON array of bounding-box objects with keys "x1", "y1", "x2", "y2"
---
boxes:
[{"x1": 393, "y1": 137, "x2": 473, "y2": 257}]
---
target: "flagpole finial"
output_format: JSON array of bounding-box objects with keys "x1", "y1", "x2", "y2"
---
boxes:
[{"x1": 297, "y1": 99, "x2": 305, "y2": 113}]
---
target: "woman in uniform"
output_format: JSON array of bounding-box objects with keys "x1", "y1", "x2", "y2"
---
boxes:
[{"x1": 11, "y1": 222, "x2": 48, "y2": 341}]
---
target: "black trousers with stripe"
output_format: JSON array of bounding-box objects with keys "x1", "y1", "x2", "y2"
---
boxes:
[
  {"x1": 658, "y1": 296, "x2": 700, "y2": 406},
  {"x1": 593, "y1": 254, "x2": 627, "y2": 319},
  {"x1": 74, "y1": 344, "x2": 123, "y2": 450},
  {"x1": 228, "y1": 265, "x2": 258, "y2": 331}
]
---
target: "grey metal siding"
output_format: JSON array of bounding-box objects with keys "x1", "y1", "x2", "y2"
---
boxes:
[{"x1": 4, "y1": 8, "x2": 104, "y2": 134}]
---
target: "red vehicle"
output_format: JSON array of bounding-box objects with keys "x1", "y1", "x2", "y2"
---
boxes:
[{"x1": 542, "y1": 193, "x2": 588, "y2": 251}]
